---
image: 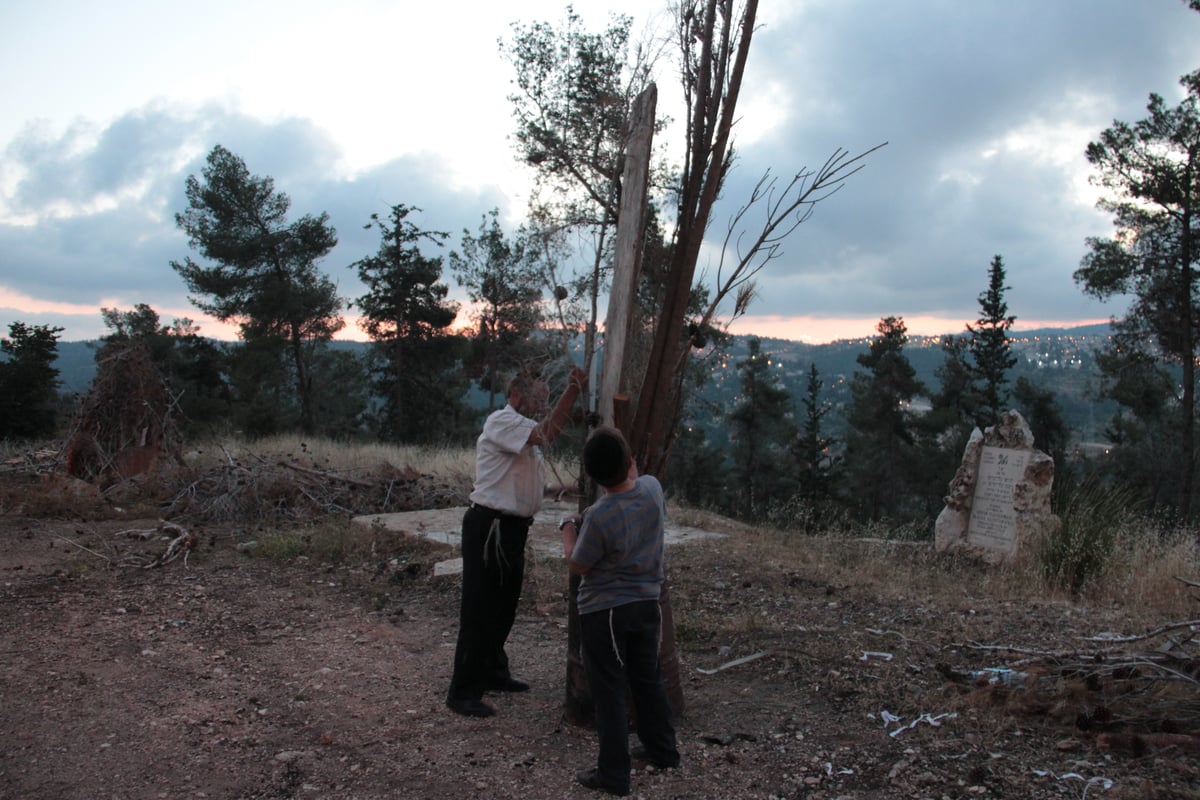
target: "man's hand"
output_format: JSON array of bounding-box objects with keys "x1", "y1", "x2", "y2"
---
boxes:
[{"x1": 568, "y1": 366, "x2": 588, "y2": 393}]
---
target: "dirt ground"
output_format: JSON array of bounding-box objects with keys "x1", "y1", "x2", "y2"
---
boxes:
[{"x1": 2, "y1": 504, "x2": 1199, "y2": 800}]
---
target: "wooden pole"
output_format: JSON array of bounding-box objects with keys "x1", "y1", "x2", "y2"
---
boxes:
[
  {"x1": 564, "y1": 84, "x2": 687, "y2": 725},
  {"x1": 599, "y1": 84, "x2": 657, "y2": 426}
]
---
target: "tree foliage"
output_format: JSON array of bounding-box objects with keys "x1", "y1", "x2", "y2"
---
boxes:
[
  {"x1": 449, "y1": 209, "x2": 547, "y2": 405},
  {"x1": 503, "y1": 9, "x2": 664, "y2": 384},
  {"x1": 727, "y1": 338, "x2": 798, "y2": 520},
  {"x1": 171, "y1": 145, "x2": 344, "y2": 434},
  {"x1": 353, "y1": 204, "x2": 470, "y2": 442},
  {"x1": 97, "y1": 304, "x2": 231, "y2": 436},
  {"x1": 1073, "y1": 73, "x2": 1200, "y2": 517},
  {"x1": 505, "y1": 9, "x2": 643, "y2": 227},
  {"x1": 967, "y1": 254, "x2": 1017, "y2": 429},
  {"x1": 793, "y1": 363, "x2": 838, "y2": 523},
  {"x1": 0, "y1": 322, "x2": 63, "y2": 440},
  {"x1": 844, "y1": 317, "x2": 926, "y2": 521}
]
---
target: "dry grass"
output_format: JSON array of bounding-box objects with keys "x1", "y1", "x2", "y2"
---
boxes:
[
  {"x1": 1085, "y1": 522, "x2": 1200, "y2": 616},
  {"x1": 183, "y1": 434, "x2": 477, "y2": 478},
  {"x1": 185, "y1": 434, "x2": 582, "y2": 487},
  {"x1": 3, "y1": 436, "x2": 1196, "y2": 618},
  {"x1": 667, "y1": 510, "x2": 1199, "y2": 621}
]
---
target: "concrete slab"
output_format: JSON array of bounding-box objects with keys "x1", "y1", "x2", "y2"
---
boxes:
[{"x1": 352, "y1": 499, "x2": 723, "y2": 577}]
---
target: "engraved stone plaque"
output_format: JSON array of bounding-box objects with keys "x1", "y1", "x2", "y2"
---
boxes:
[{"x1": 966, "y1": 446, "x2": 1030, "y2": 556}]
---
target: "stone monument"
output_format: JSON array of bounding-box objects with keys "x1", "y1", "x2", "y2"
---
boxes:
[{"x1": 934, "y1": 410, "x2": 1059, "y2": 562}]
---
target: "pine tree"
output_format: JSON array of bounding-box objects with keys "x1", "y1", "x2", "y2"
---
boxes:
[
  {"x1": 1074, "y1": 71, "x2": 1200, "y2": 518},
  {"x1": 845, "y1": 317, "x2": 925, "y2": 521},
  {"x1": 449, "y1": 209, "x2": 546, "y2": 406},
  {"x1": 967, "y1": 254, "x2": 1017, "y2": 429},
  {"x1": 354, "y1": 204, "x2": 469, "y2": 442},
  {"x1": 794, "y1": 363, "x2": 837, "y2": 517},
  {"x1": 0, "y1": 322, "x2": 63, "y2": 439},
  {"x1": 171, "y1": 145, "x2": 344, "y2": 434},
  {"x1": 727, "y1": 338, "x2": 798, "y2": 521}
]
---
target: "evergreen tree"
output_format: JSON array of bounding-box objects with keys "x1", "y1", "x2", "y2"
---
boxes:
[
  {"x1": 306, "y1": 344, "x2": 371, "y2": 440},
  {"x1": 927, "y1": 335, "x2": 979, "y2": 436},
  {"x1": 171, "y1": 145, "x2": 344, "y2": 434},
  {"x1": 794, "y1": 363, "x2": 837, "y2": 517},
  {"x1": 353, "y1": 204, "x2": 470, "y2": 442},
  {"x1": 727, "y1": 338, "x2": 798, "y2": 521},
  {"x1": 0, "y1": 322, "x2": 63, "y2": 440},
  {"x1": 967, "y1": 254, "x2": 1017, "y2": 429},
  {"x1": 97, "y1": 305, "x2": 231, "y2": 436},
  {"x1": 1074, "y1": 70, "x2": 1200, "y2": 517},
  {"x1": 449, "y1": 209, "x2": 546, "y2": 406},
  {"x1": 1085, "y1": 344, "x2": 1179, "y2": 508},
  {"x1": 226, "y1": 336, "x2": 294, "y2": 438},
  {"x1": 915, "y1": 334, "x2": 980, "y2": 507},
  {"x1": 664, "y1": 423, "x2": 729, "y2": 510},
  {"x1": 844, "y1": 317, "x2": 926, "y2": 522},
  {"x1": 1012, "y1": 376, "x2": 1069, "y2": 469}
]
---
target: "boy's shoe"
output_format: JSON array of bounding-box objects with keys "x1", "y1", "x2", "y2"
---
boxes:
[
  {"x1": 575, "y1": 769, "x2": 629, "y2": 797},
  {"x1": 446, "y1": 697, "x2": 496, "y2": 717},
  {"x1": 631, "y1": 745, "x2": 680, "y2": 769}
]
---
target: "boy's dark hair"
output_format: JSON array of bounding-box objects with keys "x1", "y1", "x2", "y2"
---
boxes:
[{"x1": 583, "y1": 425, "x2": 632, "y2": 488}]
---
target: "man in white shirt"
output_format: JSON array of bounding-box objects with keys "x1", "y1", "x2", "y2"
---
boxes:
[{"x1": 446, "y1": 367, "x2": 587, "y2": 717}]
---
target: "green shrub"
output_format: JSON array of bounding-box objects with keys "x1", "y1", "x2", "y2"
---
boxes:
[{"x1": 1041, "y1": 476, "x2": 1141, "y2": 594}]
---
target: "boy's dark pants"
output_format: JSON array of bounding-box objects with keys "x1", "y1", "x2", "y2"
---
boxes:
[
  {"x1": 447, "y1": 504, "x2": 530, "y2": 702},
  {"x1": 580, "y1": 598, "x2": 679, "y2": 792}
]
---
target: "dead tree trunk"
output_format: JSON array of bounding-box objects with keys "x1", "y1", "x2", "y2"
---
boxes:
[
  {"x1": 564, "y1": 85, "x2": 686, "y2": 723},
  {"x1": 630, "y1": 0, "x2": 759, "y2": 477}
]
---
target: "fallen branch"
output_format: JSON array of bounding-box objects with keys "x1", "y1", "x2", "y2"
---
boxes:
[
  {"x1": 278, "y1": 460, "x2": 373, "y2": 488},
  {"x1": 142, "y1": 521, "x2": 196, "y2": 569},
  {"x1": 146, "y1": 534, "x2": 194, "y2": 568},
  {"x1": 114, "y1": 527, "x2": 158, "y2": 541},
  {"x1": 1098, "y1": 732, "x2": 1200, "y2": 754},
  {"x1": 1081, "y1": 619, "x2": 1200, "y2": 645},
  {"x1": 52, "y1": 534, "x2": 111, "y2": 564},
  {"x1": 696, "y1": 650, "x2": 770, "y2": 675}
]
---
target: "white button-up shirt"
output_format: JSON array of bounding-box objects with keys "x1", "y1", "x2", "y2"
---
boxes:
[{"x1": 468, "y1": 404, "x2": 544, "y2": 518}]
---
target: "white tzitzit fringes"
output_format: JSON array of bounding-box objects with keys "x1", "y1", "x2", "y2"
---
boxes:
[
  {"x1": 655, "y1": 601, "x2": 663, "y2": 659},
  {"x1": 608, "y1": 608, "x2": 624, "y2": 667},
  {"x1": 483, "y1": 518, "x2": 508, "y2": 580}
]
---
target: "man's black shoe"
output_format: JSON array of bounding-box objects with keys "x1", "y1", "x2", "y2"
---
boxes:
[
  {"x1": 486, "y1": 676, "x2": 530, "y2": 693},
  {"x1": 575, "y1": 769, "x2": 629, "y2": 797},
  {"x1": 446, "y1": 697, "x2": 495, "y2": 718},
  {"x1": 631, "y1": 745, "x2": 680, "y2": 769}
]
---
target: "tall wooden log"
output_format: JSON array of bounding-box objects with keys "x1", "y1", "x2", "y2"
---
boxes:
[
  {"x1": 565, "y1": 84, "x2": 685, "y2": 724},
  {"x1": 599, "y1": 83, "x2": 657, "y2": 421}
]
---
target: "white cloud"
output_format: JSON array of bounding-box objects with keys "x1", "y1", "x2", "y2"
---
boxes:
[{"x1": 1, "y1": 0, "x2": 1196, "y2": 342}]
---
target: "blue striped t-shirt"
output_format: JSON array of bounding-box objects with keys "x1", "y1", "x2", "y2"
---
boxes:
[{"x1": 571, "y1": 475, "x2": 666, "y2": 615}]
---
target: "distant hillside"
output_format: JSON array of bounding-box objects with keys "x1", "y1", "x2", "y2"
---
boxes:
[
  {"x1": 52, "y1": 339, "x2": 102, "y2": 394},
  {"x1": 46, "y1": 322, "x2": 1117, "y2": 440}
]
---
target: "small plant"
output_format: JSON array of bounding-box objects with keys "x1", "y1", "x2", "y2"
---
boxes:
[
  {"x1": 254, "y1": 518, "x2": 372, "y2": 563},
  {"x1": 1041, "y1": 476, "x2": 1141, "y2": 595},
  {"x1": 256, "y1": 530, "x2": 315, "y2": 561}
]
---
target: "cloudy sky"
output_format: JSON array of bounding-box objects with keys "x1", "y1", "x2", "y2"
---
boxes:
[{"x1": 3, "y1": 0, "x2": 1199, "y2": 345}]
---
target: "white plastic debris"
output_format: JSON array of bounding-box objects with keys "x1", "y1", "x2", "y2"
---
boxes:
[
  {"x1": 1032, "y1": 770, "x2": 1113, "y2": 795},
  {"x1": 887, "y1": 712, "x2": 958, "y2": 738},
  {"x1": 970, "y1": 667, "x2": 1028, "y2": 686}
]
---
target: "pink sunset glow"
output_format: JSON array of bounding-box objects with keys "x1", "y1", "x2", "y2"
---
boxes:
[{"x1": 727, "y1": 314, "x2": 1113, "y2": 344}]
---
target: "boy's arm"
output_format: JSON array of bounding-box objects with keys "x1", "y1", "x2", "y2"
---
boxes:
[{"x1": 559, "y1": 515, "x2": 590, "y2": 575}]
